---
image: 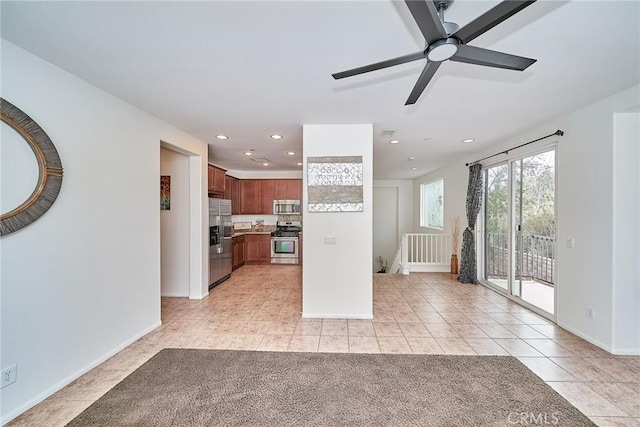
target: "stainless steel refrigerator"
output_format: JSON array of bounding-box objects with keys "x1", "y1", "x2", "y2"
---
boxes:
[{"x1": 209, "y1": 198, "x2": 232, "y2": 289}]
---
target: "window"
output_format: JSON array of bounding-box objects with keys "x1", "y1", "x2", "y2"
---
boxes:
[{"x1": 420, "y1": 179, "x2": 444, "y2": 230}]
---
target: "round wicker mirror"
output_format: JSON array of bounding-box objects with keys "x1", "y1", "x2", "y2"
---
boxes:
[{"x1": 1, "y1": 98, "x2": 64, "y2": 236}]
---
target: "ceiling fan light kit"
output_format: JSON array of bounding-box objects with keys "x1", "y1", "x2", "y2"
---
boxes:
[
  {"x1": 332, "y1": 0, "x2": 537, "y2": 105},
  {"x1": 426, "y1": 38, "x2": 459, "y2": 62}
]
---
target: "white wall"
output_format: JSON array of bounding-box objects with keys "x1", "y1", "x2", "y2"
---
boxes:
[
  {"x1": 412, "y1": 85, "x2": 640, "y2": 354},
  {"x1": 302, "y1": 124, "x2": 373, "y2": 318},
  {"x1": 0, "y1": 40, "x2": 209, "y2": 422},
  {"x1": 612, "y1": 111, "x2": 640, "y2": 353},
  {"x1": 160, "y1": 148, "x2": 190, "y2": 297}
]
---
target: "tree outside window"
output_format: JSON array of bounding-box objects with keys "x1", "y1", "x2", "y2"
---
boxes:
[{"x1": 421, "y1": 179, "x2": 444, "y2": 230}]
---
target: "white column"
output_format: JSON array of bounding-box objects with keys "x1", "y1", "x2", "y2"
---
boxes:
[{"x1": 302, "y1": 124, "x2": 373, "y2": 318}]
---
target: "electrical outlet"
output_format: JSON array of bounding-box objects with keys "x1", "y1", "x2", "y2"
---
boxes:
[
  {"x1": 1, "y1": 365, "x2": 17, "y2": 389},
  {"x1": 586, "y1": 307, "x2": 594, "y2": 320}
]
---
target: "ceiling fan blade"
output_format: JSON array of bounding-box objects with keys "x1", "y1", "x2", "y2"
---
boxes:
[
  {"x1": 405, "y1": 0, "x2": 448, "y2": 44},
  {"x1": 405, "y1": 61, "x2": 441, "y2": 105},
  {"x1": 453, "y1": 0, "x2": 536, "y2": 44},
  {"x1": 450, "y1": 45, "x2": 536, "y2": 71},
  {"x1": 332, "y1": 51, "x2": 425, "y2": 80}
]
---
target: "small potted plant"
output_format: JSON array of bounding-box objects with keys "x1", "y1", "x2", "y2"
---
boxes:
[
  {"x1": 451, "y1": 217, "x2": 460, "y2": 274},
  {"x1": 376, "y1": 255, "x2": 388, "y2": 273}
]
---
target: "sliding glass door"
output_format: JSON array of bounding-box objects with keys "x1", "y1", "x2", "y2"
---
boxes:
[
  {"x1": 482, "y1": 148, "x2": 556, "y2": 317},
  {"x1": 484, "y1": 163, "x2": 509, "y2": 292}
]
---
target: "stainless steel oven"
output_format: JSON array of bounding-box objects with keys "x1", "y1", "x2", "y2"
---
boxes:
[
  {"x1": 270, "y1": 236, "x2": 299, "y2": 264},
  {"x1": 271, "y1": 220, "x2": 301, "y2": 264}
]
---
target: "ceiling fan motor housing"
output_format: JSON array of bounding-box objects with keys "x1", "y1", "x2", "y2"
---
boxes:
[{"x1": 426, "y1": 38, "x2": 459, "y2": 62}]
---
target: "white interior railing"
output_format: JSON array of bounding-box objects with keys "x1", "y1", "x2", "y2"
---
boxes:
[{"x1": 398, "y1": 233, "x2": 452, "y2": 274}]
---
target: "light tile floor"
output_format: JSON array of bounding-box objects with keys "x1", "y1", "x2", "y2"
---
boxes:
[
  {"x1": 9, "y1": 265, "x2": 640, "y2": 426},
  {"x1": 490, "y1": 278, "x2": 555, "y2": 314}
]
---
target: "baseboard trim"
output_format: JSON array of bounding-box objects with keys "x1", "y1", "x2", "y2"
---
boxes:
[
  {"x1": 1, "y1": 321, "x2": 162, "y2": 425},
  {"x1": 555, "y1": 321, "x2": 616, "y2": 354},
  {"x1": 404, "y1": 264, "x2": 450, "y2": 273},
  {"x1": 161, "y1": 292, "x2": 189, "y2": 297},
  {"x1": 558, "y1": 323, "x2": 640, "y2": 355},
  {"x1": 609, "y1": 347, "x2": 640, "y2": 356},
  {"x1": 302, "y1": 313, "x2": 373, "y2": 320}
]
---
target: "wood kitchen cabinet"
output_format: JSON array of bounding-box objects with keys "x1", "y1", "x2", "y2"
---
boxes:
[
  {"x1": 208, "y1": 164, "x2": 226, "y2": 195},
  {"x1": 273, "y1": 179, "x2": 302, "y2": 201},
  {"x1": 286, "y1": 179, "x2": 302, "y2": 200},
  {"x1": 244, "y1": 234, "x2": 271, "y2": 264},
  {"x1": 259, "y1": 180, "x2": 275, "y2": 214},
  {"x1": 223, "y1": 176, "x2": 233, "y2": 200},
  {"x1": 238, "y1": 179, "x2": 303, "y2": 214},
  {"x1": 239, "y1": 179, "x2": 276, "y2": 214},
  {"x1": 231, "y1": 177, "x2": 240, "y2": 214},
  {"x1": 232, "y1": 235, "x2": 245, "y2": 271},
  {"x1": 273, "y1": 180, "x2": 288, "y2": 200},
  {"x1": 224, "y1": 175, "x2": 241, "y2": 213},
  {"x1": 239, "y1": 180, "x2": 260, "y2": 214}
]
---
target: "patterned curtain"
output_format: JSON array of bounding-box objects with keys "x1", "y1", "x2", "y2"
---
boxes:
[{"x1": 458, "y1": 164, "x2": 483, "y2": 284}]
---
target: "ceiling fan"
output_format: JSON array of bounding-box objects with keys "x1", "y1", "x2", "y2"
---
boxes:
[{"x1": 332, "y1": 0, "x2": 537, "y2": 105}]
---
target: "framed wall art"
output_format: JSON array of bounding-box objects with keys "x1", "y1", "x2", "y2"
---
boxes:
[
  {"x1": 307, "y1": 156, "x2": 363, "y2": 212},
  {"x1": 160, "y1": 175, "x2": 171, "y2": 210}
]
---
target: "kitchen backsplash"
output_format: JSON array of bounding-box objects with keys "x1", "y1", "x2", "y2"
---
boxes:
[
  {"x1": 278, "y1": 214, "x2": 301, "y2": 222},
  {"x1": 231, "y1": 214, "x2": 302, "y2": 225},
  {"x1": 231, "y1": 215, "x2": 278, "y2": 225}
]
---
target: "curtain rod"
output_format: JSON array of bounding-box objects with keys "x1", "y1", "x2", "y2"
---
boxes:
[{"x1": 465, "y1": 129, "x2": 564, "y2": 167}]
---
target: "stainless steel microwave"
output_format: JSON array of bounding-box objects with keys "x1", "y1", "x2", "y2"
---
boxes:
[{"x1": 273, "y1": 200, "x2": 300, "y2": 215}]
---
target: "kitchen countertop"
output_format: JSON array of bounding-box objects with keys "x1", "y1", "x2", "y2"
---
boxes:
[{"x1": 232, "y1": 231, "x2": 272, "y2": 237}]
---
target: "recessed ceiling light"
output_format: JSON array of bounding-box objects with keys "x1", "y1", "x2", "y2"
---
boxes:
[
  {"x1": 287, "y1": 151, "x2": 296, "y2": 156},
  {"x1": 270, "y1": 134, "x2": 283, "y2": 140},
  {"x1": 262, "y1": 162, "x2": 270, "y2": 166},
  {"x1": 408, "y1": 157, "x2": 416, "y2": 161},
  {"x1": 411, "y1": 167, "x2": 418, "y2": 170},
  {"x1": 296, "y1": 162, "x2": 303, "y2": 166},
  {"x1": 389, "y1": 140, "x2": 400, "y2": 144},
  {"x1": 244, "y1": 151, "x2": 253, "y2": 156},
  {"x1": 215, "y1": 134, "x2": 229, "y2": 140},
  {"x1": 462, "y1": 138, "x2": 475, "y2": 143}
]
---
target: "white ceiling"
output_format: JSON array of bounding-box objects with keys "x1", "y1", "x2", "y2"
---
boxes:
[{"x1": 2, "y1": 1, "x2": 639, "y2": 179}]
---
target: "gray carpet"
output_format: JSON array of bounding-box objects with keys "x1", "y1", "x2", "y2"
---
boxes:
[{"x1": 67, "y1": 349, "x2": 595, "y2": 426}]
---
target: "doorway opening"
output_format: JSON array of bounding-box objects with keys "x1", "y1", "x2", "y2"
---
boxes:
[
  {"x1": 159, "y1": 141, "x2": 207, "y2": 301},
  {"x1": 373, "y1": 187, "x2": 398, "y2": 273}
]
